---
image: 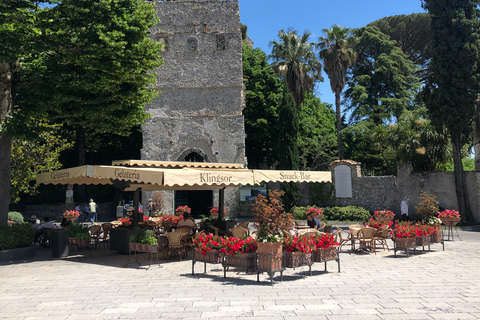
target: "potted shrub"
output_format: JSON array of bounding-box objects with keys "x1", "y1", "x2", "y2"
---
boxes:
[
  {"x1": 415, "y1": 192, "x2": 439, "y2": 223},
  {"x1": 68, "y1": 222, "x2": 90, "y2": 245},
  {"x1": 192, "y1": 233, "x2": 223, "y2": 263},
  {"x1": 373, "y1": 209, "x2": 395, "y2": 221},
  {"x1": 414, "y1": 223, "x2": 434, "y2": 246},
  {"x1": 253, "y1": 190, "x2": 293, "y2": 272},
  {"x1": 129, "y1": 229, "x2": 158, "y2": 252},
  {"x1": 222, "y1": 236, "x2": 257, "y2": 268},
  {"x1": 283, "y1": 235, "x2": 313, "y2": 268}
]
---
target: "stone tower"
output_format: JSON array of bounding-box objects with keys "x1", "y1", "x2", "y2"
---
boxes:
[{"x1": 141, "y1": 0, "x2": 246, "y2": 216}]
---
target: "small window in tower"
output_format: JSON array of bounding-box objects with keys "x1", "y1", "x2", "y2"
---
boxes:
[
  {"x1": 158, "y1": 36, "x2": 168, "y2": 52},
  {"x1": 187, "y1": 37, "x2": 198, "y2": 51},
  {"x1": 216, "y1": 34, "x2": 226, "y2": 51}
]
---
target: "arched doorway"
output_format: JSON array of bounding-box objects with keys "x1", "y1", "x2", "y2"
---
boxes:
[{"x1": 174, "y1": 151, "x2": 213, "y2": 218}]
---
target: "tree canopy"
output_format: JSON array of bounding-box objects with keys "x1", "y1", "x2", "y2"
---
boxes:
[
  {"x1": 344, "y1": 26, "x2": 421, "y2": 126},
  {"x1": 269, "y1": 28, "x2": 323, "y2": 109},
  {"x1": 422, "y1": 0, "x2": 480, "y2": 223}
]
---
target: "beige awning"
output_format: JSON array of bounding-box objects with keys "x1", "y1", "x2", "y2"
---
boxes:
[
  {"x1": 36, "y1": 165, "x2": 113, "y2": 186},
  {"x1": 36, "y1": 163, "x2": 331, "y2": 191},
  {"x1": 253, "y1": 170, "x2": 331, "y2": 184},
  {"x1": 112, "y1": 159, "x2": 246, "y2": 169}
]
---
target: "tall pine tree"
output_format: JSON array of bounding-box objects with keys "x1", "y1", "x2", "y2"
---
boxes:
[{"x1": 422, "y1": 0, "x2": 480, "y2": 223}]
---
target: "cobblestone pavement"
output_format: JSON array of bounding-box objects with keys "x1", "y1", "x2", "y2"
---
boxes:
[{"x1": 1, "y1": 230, "x2": 480, "y2": 320}]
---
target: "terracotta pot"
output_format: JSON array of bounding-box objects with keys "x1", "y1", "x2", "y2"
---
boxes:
[
  {"x1": 314, "y1": 246, "x2": 337, "y2": 262},
  {"x1": 394, "y1": 237, "x2": 416, "y2": 248},
  {"x1": 256, "y1": 242, "x2": 283, "y2": 271},
  {"x1": 441, "y1": 217, "x2": 461, "y2": 226},
  {"x1": 195, "y1": 248, "x2": 222, "y2": 264},
  {"x1": 224, "y1": 252, "x2": 256, "y2": 268},
  {"x1": 285, "y1": 251, "x2": 312, "y2": 268}
]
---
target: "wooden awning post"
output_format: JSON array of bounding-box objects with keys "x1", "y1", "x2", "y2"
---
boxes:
[
  {"x1": 218, "y1": 187, "x2": 225, "y2": 221},
  {"x1": 132, "y1": 187, "x2": 141, "y2": 226}
]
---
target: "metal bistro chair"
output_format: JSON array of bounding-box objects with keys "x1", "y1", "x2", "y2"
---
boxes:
[{"x1": 100, "y1": 223, "x2": 113, "y2": 248}]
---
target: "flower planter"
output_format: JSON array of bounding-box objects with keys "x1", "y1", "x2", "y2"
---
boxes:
[
  {"x1": 314, "y1": 246, "x2": 338, "y2": 262},
  {"x1": 427, "y1": 224, "x2": 442, "y2": 243},
  {"x1": 129, "y1": 243, "x2": 158, "y2": 252},
  {"x1": 375, "y1": 216, "x2": 394, "y2": 221},
  {"x1": 224, "y1": 252, "x2": 256, "y2": 268},
  {"x1": 195, "y1": 248, "x2": 222, "y2": 264},
  {"x1": 416, "y1": 235, "x2": 430, "y2": 247},
  {"x1": 441, "y1": 217, "x2": 461, "y2": 226},
  {"x1": 256, "y1": 242, "x2": 283, "y2": 271},
  {"x1": 285, "y1": 251, "x2": 312, "y2": 268},
  {"x1": 394, "y1": 237, "x2": 416, "y2": 248}
]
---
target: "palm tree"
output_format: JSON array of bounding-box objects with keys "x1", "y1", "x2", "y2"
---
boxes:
[
  {"x1": 318, "y1": 24, "x2": 358, "y2": 159},
  {"x1": 269, "y1": 29, "x2": 322, "y2": 109}
]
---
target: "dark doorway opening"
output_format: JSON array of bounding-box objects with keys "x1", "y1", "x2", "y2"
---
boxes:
[{"x1": 174, "y1": 152, "x2": 213, "y2": 218}]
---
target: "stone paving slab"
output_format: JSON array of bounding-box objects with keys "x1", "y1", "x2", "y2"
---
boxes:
[{"x1": 1, "y1": 230, "x2": 480, "y2": 319}]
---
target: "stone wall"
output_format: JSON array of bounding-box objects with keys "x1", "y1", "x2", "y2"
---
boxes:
[{"x1": 328, "y1": 160, "x2": 480, "y2": 221}]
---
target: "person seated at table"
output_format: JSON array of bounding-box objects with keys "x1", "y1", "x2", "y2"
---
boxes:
[
  {"x1": 38, "y1": 217, "x2": 57, "y2": 230},
  {"x1": 306, "y1": 214, "x2": 322, "y2": 231},
  {"x1": 177, "y1": 213, "x2": 196, "y2": 235}
]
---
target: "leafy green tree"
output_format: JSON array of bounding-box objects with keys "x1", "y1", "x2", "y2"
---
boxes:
[
  {"x1": 19, "y1": 0, "x2": 163, "y2": 166},
  {"x1": 269, "y1": 28, "x2": 323, "y2": 109},
  {"x1": 370, "y1": 13, "x2": 432, "y2": 82},
  {"x1": 242, "y1": 43, "x2": 282, "y2": 168},
  {"x1": 379, "y1": 109, "x2": 451, "y2": 172},
  {"x1": 317, "y1": 24, "x2": 358, "y2": 159},
  {"x1": 277, "y1": 81, "x2": 299, "y2": 210},
  {"x1": 10, "y1": 121, "x2": 73, "y2": 203},
  {"x1": 298, "y1": 93, "x2": 337, "y2": 170},
  {"x1": 421, "y1": 0, "x2": 480, "y2": 223},
  {"x1": 344, "y1": 26, "x2": 421, "y2": 126},
  {"x1": 0, "y1": 0, "x2": 50, "y2": 223}
]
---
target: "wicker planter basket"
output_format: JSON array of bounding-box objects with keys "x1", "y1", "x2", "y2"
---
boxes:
[
  {"x1": 285, "y1": 252, "x2": 312, "y2": 268},
  {"x1": 441, "y1": 217, "x2": 461, "y2": 226},
  {"x1": 314, "y1": 246, "x2": 338, "y2": 262},
  {"x1": 394, "y1": 237, "x2": 416, "y2": 248},
  {"x1": 195, "y1": 248, "x2": 222, "y2": 264},
  {"x1": 416, "y1": 235, "x2": 431, "y2": 246},
  {"x1": 224, "y1": 252, "x2": 256, "y2": 268}
]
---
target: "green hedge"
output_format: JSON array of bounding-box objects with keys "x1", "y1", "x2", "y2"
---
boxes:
[
  {"x1": 0, "y1": 223, "x2": 35, "y2": 251},
  {"x1": 291, "y1": 205, "x2": 370, "y2": 222},
  {"x1": 8, "y1": 212, "x2": 24, "y2": 224},
  {"x1": 323, "y1": 206, "x2": 370, "y2": 222}
]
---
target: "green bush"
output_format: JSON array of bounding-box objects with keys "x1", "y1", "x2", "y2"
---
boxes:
[
  {"x1": 8, "y1": 212, "x2": 24, "y2": 224},
  {"x1": 324, "y1": 206, "x2": 370, "y2": 222},
  {"x1": 291, "y1": 206, "x2": 310, "y2": 220},
  {"x1": 0, "y1": 223, "x2": 35, "y2": 250},
  {"x1": 68, "y1": 222, "x2": 90, "y2": 239}
]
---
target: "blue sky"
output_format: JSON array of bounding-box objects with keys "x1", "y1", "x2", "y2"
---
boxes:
[{"x1": 238, "y1": 0, "x2": 426, "y2": 106}]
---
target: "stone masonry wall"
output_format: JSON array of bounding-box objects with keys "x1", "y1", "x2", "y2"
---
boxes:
[{"x1": 327, "y1": 161, "x2": 480, "y2": 221}]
